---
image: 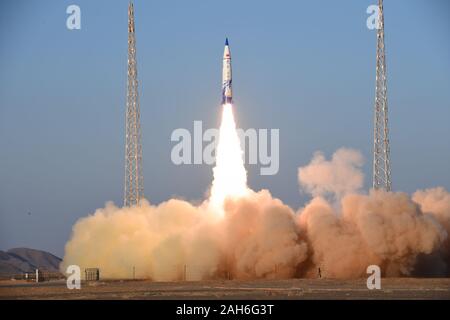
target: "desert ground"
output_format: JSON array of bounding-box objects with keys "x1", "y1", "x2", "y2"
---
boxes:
[{"x1": 1, "y1": 278, "x2": 449, "y2": 299}]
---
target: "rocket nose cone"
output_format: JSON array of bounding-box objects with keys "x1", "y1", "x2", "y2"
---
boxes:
[{"x1": 225, "y1": 38, "x2": 229, "y2": 46}]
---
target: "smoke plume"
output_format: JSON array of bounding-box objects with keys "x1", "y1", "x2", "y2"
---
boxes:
[
  {"x1": 298, "y1": 148, "x2": 364, "y2": 200},
  {"x1": 61, "y1": 147, "x2": 450, "y2": 279},
  {"x1": 412, "y1": 187, "x2": 450, "y2": 275},
  {"x1": 61, "y1": 191, "x2": 309, "y2": 280}
]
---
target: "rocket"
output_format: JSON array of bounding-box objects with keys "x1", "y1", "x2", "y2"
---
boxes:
[{"x1": 222, "y1": 38, "x2": 233, "y2": 104}]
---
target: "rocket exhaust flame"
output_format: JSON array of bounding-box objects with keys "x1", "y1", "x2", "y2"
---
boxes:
[{"x1": 210, "y1": 103, "x2": 249, "y2": 213}]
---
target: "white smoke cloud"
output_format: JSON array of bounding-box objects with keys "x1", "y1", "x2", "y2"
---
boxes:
[
  {"x1": 61, "y1": 199, "x2": 222, "y2": 280},
  {"x1": 298, "y1": 148, "x2": 364, "y2": 200},
  {"x1": 61, "y1": 191, "x2": 309, "y2": 280}
]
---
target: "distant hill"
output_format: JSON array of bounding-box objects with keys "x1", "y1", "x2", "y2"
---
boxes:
[{"x1": 0, "y1": 248, "x2": 61, "y2": 275}]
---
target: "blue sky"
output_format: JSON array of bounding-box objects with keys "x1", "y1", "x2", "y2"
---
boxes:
[{"x1": 1, "y1": 0, "x2": 449, "y2": 257}]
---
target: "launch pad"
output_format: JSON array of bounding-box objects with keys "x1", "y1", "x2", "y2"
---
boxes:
[{"x1": 1, "y1": 278, "x2": 449, "y2": 300}]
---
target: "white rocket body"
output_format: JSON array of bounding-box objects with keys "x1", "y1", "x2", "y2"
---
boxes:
[{"x1": 222, "y1": 38, "x2": 232, "y2": 104}]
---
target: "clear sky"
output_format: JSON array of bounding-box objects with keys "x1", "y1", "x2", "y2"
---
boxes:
[{"x1": 1, "y1": 0, "x2": 449, "y2": 257}]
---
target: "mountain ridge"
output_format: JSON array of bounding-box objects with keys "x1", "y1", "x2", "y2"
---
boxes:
[{"x1": 0, "y1": 247, "x2": 62, "y2": 275}]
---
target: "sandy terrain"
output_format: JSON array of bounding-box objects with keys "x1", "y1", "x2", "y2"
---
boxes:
[{"x1": 1, "y1": 278, "x2": 449, "y2": 300}]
